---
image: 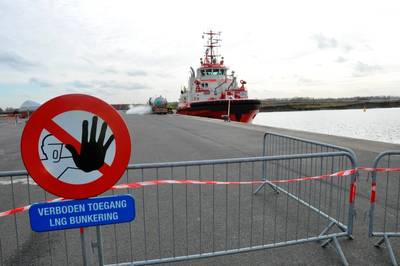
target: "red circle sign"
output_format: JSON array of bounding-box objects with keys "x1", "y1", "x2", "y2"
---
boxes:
[{"x1": 21, "y1": 94, "x2": 131, "y2": 199}]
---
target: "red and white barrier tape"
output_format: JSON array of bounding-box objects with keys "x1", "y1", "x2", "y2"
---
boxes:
[
  {"x1": 0, "y1": 198, "x2": 63, "y2": 218},
  {"x1": 358, "y1": 167, "x2": 400, "y2": 203},
  {"x1": 358, "y1": 167, "x2": 400, "y2": 173},
  {"x1": 0, "y1": 167, "x2": 399, "y2": 218},
  {"x1": 111, "y1": 169, "x2": 357, "y2": 190}
]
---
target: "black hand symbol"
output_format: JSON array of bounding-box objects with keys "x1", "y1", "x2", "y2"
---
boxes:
[{"x1": 65, "y1": 116, "x2": 114, "y2": 172}]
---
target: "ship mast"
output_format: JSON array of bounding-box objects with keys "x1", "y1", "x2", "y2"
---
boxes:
[{"x1": 203, "y1": 30, "x2": 221, "y2": 65}]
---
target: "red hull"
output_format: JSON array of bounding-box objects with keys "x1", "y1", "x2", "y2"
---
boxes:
[{"x1": 177, "y1": 99, "x2": 261, "y2": 123}]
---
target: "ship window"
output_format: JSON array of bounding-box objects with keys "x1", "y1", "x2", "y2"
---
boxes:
[
  {"x1": 205, "y1": 69, "x2": 212, "y2": 75},
  {"x1": 200, "y1": 70, "x2": 205, "y2": 76},
  {"x1": 213, "y1": 69, "x2": 221, "y2": 75},
  {"x1": 220, "y1": 69, "x2": 225, "y2": 75},
  {"x1": 201, "y1": 83, "x2": 204, "y2": 87}
]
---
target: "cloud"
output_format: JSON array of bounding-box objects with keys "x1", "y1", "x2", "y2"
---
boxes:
[
  {"x1": 94, "y1": 88, "x2": 115, "y2": 96},
  {"x1": 126, "y1": 70, "x2": 147, "y2": 76},
  {"x1": 342, "y1": 44, "x2": 354, "y2": 53},
  {"x1": 68, "y1": 80, "x2": 150, "y2": 91},
  {"x1": 311, "y1": 34, "x2": 355, "y2": 53},
  {"x1": 0, "y1": 52, "x2": 36, "y2": 71},
  {"x1": 280, "y1": 74, "x2": 320, "y2": 86},
  {"x1": 29, "y1": 78, "x2": 52, "y2": 87},
  {"x1": 69, "y1": 81, "x2": 92, "y2": 88},
  {"x1": 297, "y1": 77, "x2": 315, "y2": 84},
  {"x1": 93, "y1": 80, "x2": 149, "y2": 90},
  {"x1": 312, "y1": 34, "x2": 338, "y2": 49},
  {"x1": 103, "y1": 67, "x2": 119, "y2": 74},
  {"x1": 335, "y1": 56, "x2": 347, "y2": 63},
  {"x1": 80, "y1": 56, "x2": 94, "y2": 65},
  {"x1": 154, "y1": 71, "x2": 173, "y2": 78},
  {"x1": 353, "y1": 62, "x2": 383, "y2": 77}
]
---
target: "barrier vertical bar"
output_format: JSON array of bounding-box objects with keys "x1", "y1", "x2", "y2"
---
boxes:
[
  {"x1": 126, "y1": 171, "x2": 134, "y2": 262},
  {"x1": 63, "y1": 230, "x2": 70, "y2": 265},
  {"x1": 250, "y1": 162, "x2": 254, "y2": 247},
  {"x1": 96, "y1": 226, "x2": 104, "y2": 266},
  {"x1": 44, "y1": 192, "x2": 54, "y2": 266},
  {"x1": 0, "y1": 237, "x2": 3, "y2": 266},
  {"x1": 156, "y1": 168, "x2": 161, "y2": 258},
  {"x1": 10, "y1": 176, "x2": 19, "y2": 265},
  {"x1": 185, "y1": 166, "x2": 189, "y2": 256},
  {"x1": 171, "y1": 167, "x2": 176, "y2": 258},
  {"x1": 199, "y1": 165, "x2": 202, "y2": 254},
  {"x1": 212, "y1": 164, "x2": 215, "y2": 252},
  {"x1": 141, "y1": 168, "x2": 148, "y2": 260},
  {"x1": 346, "y1": 155, "x2": 357, "y2": 237},
  {"x1": 112, "y1": 189, "x2": 118, "y2": 264},
  {"x1": 80, "y1": 228, "x2": 89, "y2": 266}
]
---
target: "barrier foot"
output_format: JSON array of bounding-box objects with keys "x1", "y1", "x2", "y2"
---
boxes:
[
  {"x1": 253, "y1": 180, "x2": 280, "y2": 195},
  {"x1": 319, "y1": 221, "x2": 348, "y2": 245},
  {"x1": 375, "y1": 235, "x2": 398, "y2": 266},
  {"x1": 328, "y1": 236, "x2": 349, "y2": 266},
  {"x1": 374, "y1": 236, "x2": 385, "y2": 247},
  {"x1": 319, "y1": 221, "x2": 335, "y2": 241},
  {"x1": 321, "y1": 238, "x2": 332, "y2": 248}
]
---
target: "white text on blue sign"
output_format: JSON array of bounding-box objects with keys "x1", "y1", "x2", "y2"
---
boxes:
[{"x1": 29, "y1": 195, "x2": 135, "y2": 232}]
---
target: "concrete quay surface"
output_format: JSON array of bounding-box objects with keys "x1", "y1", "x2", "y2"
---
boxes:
[{"x1": 0, "y1": 113, "x2": 399, "y2": 265}]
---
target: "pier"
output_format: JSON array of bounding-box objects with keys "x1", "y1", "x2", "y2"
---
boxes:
[{"x1": 0, "y1": 114, "x2": 399, "y2": 265}]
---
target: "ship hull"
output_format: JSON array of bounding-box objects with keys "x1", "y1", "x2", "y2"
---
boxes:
[{"x1": 177, "y1": 99, "x2": 261, "y2": 123}]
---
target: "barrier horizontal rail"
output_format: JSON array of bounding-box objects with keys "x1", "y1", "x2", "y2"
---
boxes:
[{"x1": 261, "y1": 132, "x2": 357, "y2": 157}]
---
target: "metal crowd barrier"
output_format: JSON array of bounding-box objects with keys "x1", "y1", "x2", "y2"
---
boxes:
[
  {"x1": 0, "y1": 155, "x2": 357, "y2": 265},
  {"x1": 368, "y1": 151, "x2": 400, "y2": 266}
]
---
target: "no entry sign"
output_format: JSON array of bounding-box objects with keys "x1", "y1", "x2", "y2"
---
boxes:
[{"x1": 21, "y1": 94, "x2": 131, "y2": 199}]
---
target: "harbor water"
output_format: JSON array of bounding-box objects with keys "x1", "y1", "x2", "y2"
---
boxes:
[{"x1": 253, "y1": 107, "x2": 400, "y2": 144}]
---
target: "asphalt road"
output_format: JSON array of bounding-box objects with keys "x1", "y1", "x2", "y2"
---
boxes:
[{"x1": 0, "y1": 113, "x2": 399, "y2": 266}]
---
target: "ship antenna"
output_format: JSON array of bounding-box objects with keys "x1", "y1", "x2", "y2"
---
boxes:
[{"x1": 203, "y1": 30, "x2": 221, "y2": 65}]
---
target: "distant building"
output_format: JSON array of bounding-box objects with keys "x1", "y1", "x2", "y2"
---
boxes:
[{"x1": 19, "y1": 100, "x2": 41, "y2": 112}]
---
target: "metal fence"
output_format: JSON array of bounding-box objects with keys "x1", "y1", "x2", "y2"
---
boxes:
[
  {"x1": 368, "y1": 151, "x2": 400, "y2": 266},
  {"x1": 0, "y1": 151, "x2": 357, "y2": 266}
]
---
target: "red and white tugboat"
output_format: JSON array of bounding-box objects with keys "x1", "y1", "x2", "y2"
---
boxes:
[{"x1": 177, "y1": 31, "x2": 261, "y2": 123}]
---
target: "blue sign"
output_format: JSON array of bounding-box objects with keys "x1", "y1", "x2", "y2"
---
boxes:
[{"x1": 29, "y1": 194, "x2": 135, "y2": 232}]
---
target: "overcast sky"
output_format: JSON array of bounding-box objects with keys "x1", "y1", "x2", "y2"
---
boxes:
[{"x1": 1, "y1": 0, "x2": 400, "y2": 108}]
